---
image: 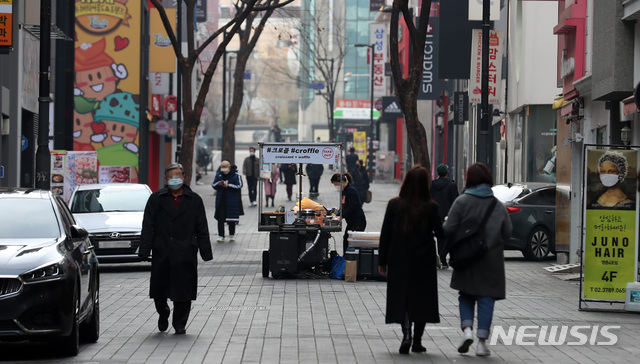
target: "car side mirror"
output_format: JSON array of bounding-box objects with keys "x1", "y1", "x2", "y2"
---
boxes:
[{"x1": 70, "y1": 225, "x2": 89, "y2": 239}]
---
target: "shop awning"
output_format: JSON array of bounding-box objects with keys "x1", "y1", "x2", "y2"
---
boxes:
[
  {"x1": 622, "y1": 95, "x2": 639, "y2": 115},
  {"x1": 333, "y1": 107, "x2": 381, "y2": 119},
  {"x1": 552, "y1": 96, "x2": 569, "y2": 109}
]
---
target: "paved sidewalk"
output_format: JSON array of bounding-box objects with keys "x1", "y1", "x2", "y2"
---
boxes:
[{"x1": 6, "y1": 151, "x2": 640, "y2": 363}]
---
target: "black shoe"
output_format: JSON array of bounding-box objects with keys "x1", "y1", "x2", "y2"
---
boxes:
[
  {"x1": 412, "y1": 322, "x2": 426, "y2": 352},
  {"x1": 411, "y1": 342, "x2": 427, "y2": 352},
  {"x1": 175, "y1": 328, "x2": 186, "y2": 335},
  {"x1": 158, "y1": 315, "x2": 169, "y2": 332},
  {"x1": 399, "y1": 322, "x2": 412, "y2": 354}
]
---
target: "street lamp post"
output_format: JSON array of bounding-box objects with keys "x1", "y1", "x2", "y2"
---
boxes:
[{"x1": 355, "y1": 43, "x2": 375, "y2": 180}]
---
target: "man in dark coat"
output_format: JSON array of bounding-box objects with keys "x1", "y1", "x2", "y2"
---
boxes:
[
  {"x1": 242, "y1": 146, "x2": 260, "y2": 207},
  {"x1": 305, "y1": 163, "x2": 324, "y2": 199},
  {"x1": 430, "y1": 164, "x2": 459, "y2": 268},
  {"x1": 139, "y1": 163, "x2": 213, "y2": 335}
]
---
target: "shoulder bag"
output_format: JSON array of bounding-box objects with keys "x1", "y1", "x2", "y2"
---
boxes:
[{"x1": 448, "y1": 197, "x2": 498, "y2": 270}]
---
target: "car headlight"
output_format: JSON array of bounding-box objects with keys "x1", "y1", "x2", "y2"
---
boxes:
[{"x1": 21, "y1": 261, "x2": 65, "y2": 283}]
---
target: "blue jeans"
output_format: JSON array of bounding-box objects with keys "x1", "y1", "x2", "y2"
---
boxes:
[{"x1": 458, "y1": 292, "x2": 495, "y2": 339}]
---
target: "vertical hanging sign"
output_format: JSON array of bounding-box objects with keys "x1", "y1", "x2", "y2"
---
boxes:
[
  {"x1": 0, "y1": 0, "x2": 13, "y2": 52},
  {"x1": 369, "y1": 23, "x2": 387, "y2": 98},
  {"x1": 469, "y1": 29, "x2": 503, "y2": 104},
  {"x1": 418, "y1": 2, "x2": 448, "y2": 100}
]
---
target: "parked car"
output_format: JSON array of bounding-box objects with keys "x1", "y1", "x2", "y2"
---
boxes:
[
  {"x1": 0, "y1": 188, "x2": 99, "y2": 356},
  {"x1": 68, "y1": 183, "x2": 152, "y2": 263},
  {"x1": 492, "y1": 182, "x2": 557, "y2": 261}
]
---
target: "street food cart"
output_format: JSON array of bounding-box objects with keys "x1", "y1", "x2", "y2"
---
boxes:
[{"x1": 258, "y1": 142, "x2": 344, "y2": 278}]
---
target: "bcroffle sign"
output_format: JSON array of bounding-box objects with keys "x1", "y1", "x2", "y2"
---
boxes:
[{"x1": 262, "y1": 143, "x2": 339, "y2": 164}]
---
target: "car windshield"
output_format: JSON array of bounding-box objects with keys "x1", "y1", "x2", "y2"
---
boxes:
[
  {"x1": 70, "y1": 188, "x2": 150, "y2": 213},
  {"x1": 0, "y1": 199, "x2": 60, "y2": 238}
]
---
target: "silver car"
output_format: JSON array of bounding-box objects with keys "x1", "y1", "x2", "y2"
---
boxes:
[{"x1": 68, "y1": 183, "x2": 152, "y2": 263}]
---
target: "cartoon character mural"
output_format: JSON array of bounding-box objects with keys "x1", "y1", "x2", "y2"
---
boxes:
[{"x1": 74, "y1": 0, "x2": 141, "y2": 183}]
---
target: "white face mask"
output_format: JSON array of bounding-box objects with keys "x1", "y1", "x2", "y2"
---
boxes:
[
  {"x1": 600, "y1": 173, "x2": 619, "y2": 187},
  {"x1": 221, "y1": 168, "x2": 230, "y2": 174},
  {"x1": 250, "y1": 152, "x2": 255, "y2": 156},
  {"x1": 334, "y1": 185, "x2": 342, "y2": 192}
]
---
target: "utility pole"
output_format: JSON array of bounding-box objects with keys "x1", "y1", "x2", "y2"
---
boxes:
[
  {"x1": 35, "y1": 0, "x2": 51, "y2": 190},
  {"x1": 477, "y1": 0, "x2": 491, "y2": 166}
]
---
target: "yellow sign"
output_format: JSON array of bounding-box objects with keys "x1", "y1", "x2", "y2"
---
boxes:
[
  {"x1": 353, "y1": 131, "x2": 367, "y2": 164},
  {"x1": 583, "y1": 148, "x2": 639, "y2": 300},
  {"x1": 0, "y1": 0, "x2": 13, "y2": 48},
  {"x1": 149, "y1": 8, "x2": 176, "y2": 73}
]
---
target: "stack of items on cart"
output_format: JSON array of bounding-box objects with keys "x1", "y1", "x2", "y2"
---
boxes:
[{"x1": 345, "y1": 231, "x2": 385, "y2": 281}]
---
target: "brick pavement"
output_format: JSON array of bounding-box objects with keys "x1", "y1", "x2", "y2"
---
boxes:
[{"x1": 7, "y1": 150, "x2": 640, "y2": 363}]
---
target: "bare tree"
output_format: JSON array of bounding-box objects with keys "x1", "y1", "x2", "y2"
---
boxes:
[
  {"x1": 389, "y1": 0, "x2": 432, "y2": 170},
  {"x1": 150, "y1": 0, "x2": 294, "y2": 183}
]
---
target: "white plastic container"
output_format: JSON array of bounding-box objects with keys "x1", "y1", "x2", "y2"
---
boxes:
[{"x1": 624, "y1": 282, "x2": 640, "y2": 312}]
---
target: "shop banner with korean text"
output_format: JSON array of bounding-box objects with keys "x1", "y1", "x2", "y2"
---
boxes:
[
  {"x1": 262, "y1": 143, "x2": 340, "y2": 165},
  {"x1": 583, "y1": 147, "x2": 639, "y2": 301},
  {"x1": 469, "y1": 29, "x2": 503, "y2": 105}
]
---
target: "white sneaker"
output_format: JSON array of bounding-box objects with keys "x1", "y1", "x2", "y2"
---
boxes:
[
  {"x1": 458, "y1": 329, "x2": 474, "y2": 354},
  {"x1": 476, "y1": 340, "x2": 490, "y2": 356},
  {"x1": 229, "y1": 235, "x2": 235, "y2": 242},
  {"x1": 216, "y1": 236, "x2": 225, "y2": 242}
]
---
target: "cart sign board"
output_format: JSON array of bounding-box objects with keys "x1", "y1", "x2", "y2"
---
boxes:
[{"x1": 262, "y1": 143, "x2": 339, "y2": 165}]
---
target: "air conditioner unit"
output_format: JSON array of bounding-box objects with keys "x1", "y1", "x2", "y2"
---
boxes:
[{"x1": 1, "y1": 117, "x2": 9, "y2": 135}]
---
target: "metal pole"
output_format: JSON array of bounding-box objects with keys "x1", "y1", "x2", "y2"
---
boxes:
[
  {"x1": 369, "y1": 44, "x2": 374, "y2": 181},
  {"x1": 222, "y1": 49, "x2": 226, "y2": 151},
  {"x1": 329, "y1": 59, "x2": 335, "y2": 140},
  {"x1": 477, "y1": 0, "x2": 491, "y2": 166},
  {"x1": 175, "y1": 2, "x2": 182, "y2": 163},
  {"x1": 35, "y1": 0, "x2": 52, "y2": 190}
]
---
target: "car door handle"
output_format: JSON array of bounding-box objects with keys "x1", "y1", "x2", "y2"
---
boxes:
[
  {"x1": 545, "y1": 209, "x2": 554, "y2": 214},
  {"x1": 83, "y1": 246, "x2": 95, "y2": 255}
]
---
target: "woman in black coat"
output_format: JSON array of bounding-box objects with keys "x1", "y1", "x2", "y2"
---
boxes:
[
  {"x1": 281, "y1": 163, "x2": 297, "y2": 201},
  {"x1": 378, "y1": 165, "x2": 444, "y2": 354},
  {"x1": 330, "y1": 173, "x2": 366, "y2": 253}
]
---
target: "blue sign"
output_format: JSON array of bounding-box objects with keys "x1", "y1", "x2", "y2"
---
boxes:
[
  {"x1": 0, "y1": 166, "x2": 4, "y2": 179},
  {"x1": 21, "y1": 135, "x2": 28, "y2": 152},
  {"x1": 308, "y1": 82, "x2": 325, "y2": 90}
]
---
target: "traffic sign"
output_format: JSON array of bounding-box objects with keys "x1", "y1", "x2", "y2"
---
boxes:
[
  {"x1": 374, "y1": 99, "x2": 383, "y2": 111},
  {"x1": 308, "y1": 82, "x2": 325, "y2": 90}
]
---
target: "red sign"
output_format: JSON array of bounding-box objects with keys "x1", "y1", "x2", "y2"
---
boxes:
[
  {"x1": 374, "y1": 99, "x2": 383, "y2": 111},
  {"x1": 151, "y1": 94, "x2": 162, "y2": 117},
  {"x1": 322, "y1": 147, "x2": 334, "y2": 159},
  {"x1": 163, "y1": 95, "x2": 178, "y2": 113},
  {"x1": 336, "y1": 99, "x2": 371, "y2": 108}
]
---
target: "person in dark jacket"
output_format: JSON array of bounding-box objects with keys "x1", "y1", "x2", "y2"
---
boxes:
[
  {"x1": 242, "y1": 146, "x2": 260, "y2": 207},
  {"x1": 430, "y1": 164, "x2": 459, "y2": 268},
  {"x1": 443, "y1": 163, "x2": 512, "y2": 357},
  {"x1": 281, "y1": 163, "x2": 297, "y2": 201},
  {"x1": 139, "y1": 163, "x2": 213, "y2": 335},
  {"x1": 345, "y1": 146, "x2": 359, "y2": 172},
  {"x1": 330, "y1": 173, "x2": 366, "y2": 253},
  {"x1": 378, "y1": 165, "x2": 444, "y2": 354},
  {"x1": 212, "y1": 160, "x2": 244, "y2": 242},
  {"x1": 353, "y1": 159, "x2": 370, "y2": 205},
  {"x1": 306, "y1": 163, "x2": 324, "y2": 199}
]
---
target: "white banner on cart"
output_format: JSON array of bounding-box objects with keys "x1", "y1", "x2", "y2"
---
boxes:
[{"x1": 262, "y1": 143, "x2": 339, "y2": 164}]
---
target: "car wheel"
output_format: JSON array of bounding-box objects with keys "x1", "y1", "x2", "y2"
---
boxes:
[
  {"x1": 80, "y1": 285, "x2": 100, "y2": 343},
  {"x1": 60, "y1": 288, "x2": 80, "y2": 357},
  {"x1": 262, "y1": 251, "x2": 270, "y2": 278},
  {"x1": 523, "y1": 226, "x2": 551, "y2": 261}
]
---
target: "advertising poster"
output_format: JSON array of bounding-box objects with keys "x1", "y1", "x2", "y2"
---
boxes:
[
  {"x1": 50, "y1": 151, "x2": 67, "y2": 197},
  {"x1": 469, "y1": 29, "x2": 503, "y2": 104},
  {"x1": 99, "y1": 166, "x2": 131, "y2": 183},
  {"x1": 64, "y1": 151, "x2": 99, "y2": 202},
  {"x1": 583, "y1": 148, "x2": 639, "y2": 300},
  {"x1": 353, "y1": 131, "x2": 367, "y2": 164},
  {"x1": 74, "y1": 0, "x2": 141, "y2": 182},
  {"x1": 149, "y1": 8, "x2": 176, "y2": 73}
]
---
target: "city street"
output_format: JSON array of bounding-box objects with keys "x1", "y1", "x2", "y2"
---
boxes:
[{"x1": 3, "y1": 153, "x2": 640, "y2": 363}]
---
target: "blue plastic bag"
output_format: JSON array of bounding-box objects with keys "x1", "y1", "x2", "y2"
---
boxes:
[{"x1": 329, "y1": 255, "x2": 345, "y2": 279}]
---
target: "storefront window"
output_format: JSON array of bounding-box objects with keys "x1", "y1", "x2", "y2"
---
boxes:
[{"x1": 525, "y1": 106, "x2": 557, "y2": 183}]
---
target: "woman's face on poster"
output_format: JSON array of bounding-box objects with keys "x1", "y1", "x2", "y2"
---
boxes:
[{"x1": 599, "y1": 161, "x2": 620, "y2": 188}]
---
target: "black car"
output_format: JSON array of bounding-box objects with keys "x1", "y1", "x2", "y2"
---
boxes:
[
  {"x1": 0, "y1": 188, "x2": 99, "y2": 356},
  {"x1": 492, "y1": 183, "x2": 556, "y2": 261}
]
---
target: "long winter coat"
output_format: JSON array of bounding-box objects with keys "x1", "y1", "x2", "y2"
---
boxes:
[
  {"x1": 443, "y1": 194, "x2": 512, "y2": 299},
  {"x1": 212, "y1": 169, "x2": 244, "y2": 222},
  {"x1": 430, "y1": 177, "x2": 459, "y2": 221},
  {"x1": 281, "y1": 164, "x2": 297, "y2": 185},
  {"x1": 264, "y1": 164, "x2": 279, "y2": 196},
  {"x1": 379, "y1": 197, "x2": 443, "y2": 324},
  {"x1": 139, "y1": 185, "x2": 213, "y2": 301}
]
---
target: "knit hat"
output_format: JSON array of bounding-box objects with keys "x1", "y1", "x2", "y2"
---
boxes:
[
  {"x1": 436, "y1": 164, "x2": 449, "y2": 176},
  {"x1": 94, "y1": 92, "x2": 139, "y2": 127}
]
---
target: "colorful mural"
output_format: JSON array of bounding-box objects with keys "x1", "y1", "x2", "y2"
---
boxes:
[{"x1": 74, "y1": 0, "x2": 141, "y2": 182}]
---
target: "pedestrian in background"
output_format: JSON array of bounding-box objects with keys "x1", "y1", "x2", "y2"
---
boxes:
[
  {"x1": 264, "y1": 163, "x2": 279, "y2": 207},
  {"x1": 139, "y1": 163, "x2": 213, "y2": 335},
  {"x1": 443, "y1": 162, "x2": 512, "y2": 357},
  {"x1": 330, "y1": 173, "x2": 366, "y2": 253},
  {"x1": 353, "y1": 158, "x2": 370, "y2": 205},
  {"x1": 242, "y1": 146, "x2": 260, "y2": 207},
  {"x1": 430, "y1": 164, "x2": 459, "y2": 268},
  {"x1": 306, "y1": 163, "x2": 324, "y2": 199},
  {"x1": 345, "y1": 146, "x2": 358, "y2": 173},
  {"x1": 281, "y1": 163, "x2": 297, "y2": 201},
  {"x1": 378, "y1": 165, "x2": 443, "y2": 354},
  {"x1": 212, "y1": 160, "x2": 243, "y2": 242}
]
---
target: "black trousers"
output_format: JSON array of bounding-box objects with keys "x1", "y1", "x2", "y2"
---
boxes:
[
  {"x1": 154, "y1": 298, "x2": 191, "y2": 331},
  {"x1": 437, "y1": 236, "x2": 448, "y2": 265},
  {"x1": 218, "y1": 221, "x2": 236, "y2": 236},
  {"x1": 246, "y1": 176, "x2": 258, "y2": 203},
  {"x1": 343, "y1": 220, "x2": 366, "y2": 253},
  {"x1": 309, "y1": 178, "x2": 320, "y2": 193}
]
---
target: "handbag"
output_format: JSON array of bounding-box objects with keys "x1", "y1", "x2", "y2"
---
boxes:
[
  {"x1": 448, "y1": 197, "x2": 498, "y2": 270},
  {"x1": 364, "y1": 190, "x2": 372, "y2": 203}
]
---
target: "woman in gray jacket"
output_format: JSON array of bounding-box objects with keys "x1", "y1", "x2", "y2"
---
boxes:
[{"x1": 443, "y1": 163, "x2": 512, "y2": 357}]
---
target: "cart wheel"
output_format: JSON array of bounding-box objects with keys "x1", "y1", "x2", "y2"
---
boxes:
[{"x1": 262, "y1": 251, "x2": 270, "y2": 278}]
